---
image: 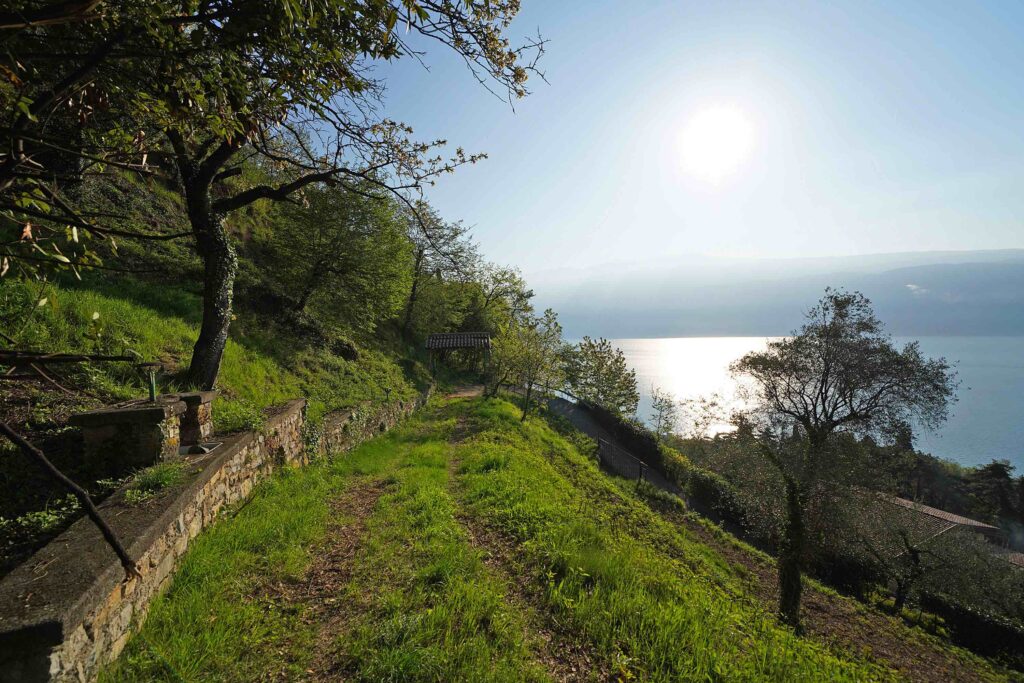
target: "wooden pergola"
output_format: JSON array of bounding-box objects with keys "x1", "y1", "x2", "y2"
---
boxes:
[{"x1": 425, "y1": 332, "x2": 491, "y2": 373}]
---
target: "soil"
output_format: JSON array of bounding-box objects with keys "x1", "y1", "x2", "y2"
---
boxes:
[{"x1": 445, "y1": 385, "x2": 485, "y2": 399}]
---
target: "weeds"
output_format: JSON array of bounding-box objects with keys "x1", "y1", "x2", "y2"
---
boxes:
[{"x1": 123, "y1": 462, "x2": 190, "y2": 505}]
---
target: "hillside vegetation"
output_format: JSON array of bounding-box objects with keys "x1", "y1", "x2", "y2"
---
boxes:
[
  {"x1": 102, "y1": 397, "x2": 1007, "y2": 682},
  {"x1": 0, "y1": 277, "x2": 428, "y2": 572}
]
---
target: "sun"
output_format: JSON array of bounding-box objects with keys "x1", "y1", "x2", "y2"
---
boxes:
[{"x1": 679, "y1": 106, "x2": 754, "y2": 183}]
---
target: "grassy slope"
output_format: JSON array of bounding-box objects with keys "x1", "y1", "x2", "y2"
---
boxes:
[
  {"x1": 101, "y1": 397, "x2": 1006, "y2": 682},
  {"x1": 0, "y1": 277, "x2": 429, "y2": 572},
  {"x1": 1, "y1": 278, "x2": 425, "y2": 430}
]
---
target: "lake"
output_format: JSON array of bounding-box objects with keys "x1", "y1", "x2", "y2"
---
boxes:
[{"x1": 610, "y1": 336, "x2": 1024, "y2": 470}]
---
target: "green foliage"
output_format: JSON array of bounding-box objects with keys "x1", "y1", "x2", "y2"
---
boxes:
[
  {"x1": 256, "y1": 184, "x2": 413, "y2": 337},
  {"x1": 563, "y1": 336, "x2": 639, "y2": 417},
  {"x1": 0, "y1": 493, "x2": 80, "y2": 567},
  {"x1": 401, "y1": 202, "x2": 480, "y2": 341},
  {"x1": 461, "y1": 263, "x2": 534, "y2": 336},
  {"x1": 123, "y1": 462, "x2": 190, "y2": 505},
  {"x1": 487, "y1": 309, "x2": 563, "y2": 419},
  {"x1": 1, "y1": 278, "x2": 420, "y2": 427},
  {"x1": 649, "y1": 386, "x2": 679, "y2": 443}
]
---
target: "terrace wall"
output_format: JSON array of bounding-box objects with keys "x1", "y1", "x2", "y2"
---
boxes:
[{"x1": 0, "y1": 390, "x2": 429, "y2": 682}]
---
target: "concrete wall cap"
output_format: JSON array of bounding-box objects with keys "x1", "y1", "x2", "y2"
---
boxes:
[
  {"x1": 170, "y1": 391, "x2": 218, "y2": 406},
  {"x1": 69, "y1": 400, "x2": 186, "y2": 427}
]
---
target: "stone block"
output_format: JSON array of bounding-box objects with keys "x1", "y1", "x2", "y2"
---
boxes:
[
  {"x1": 70, "y1": 399, "x2": 186, "y2": 475},
  {"x1": 172, "y1": 391, "x2": 217, "y2": 445}
]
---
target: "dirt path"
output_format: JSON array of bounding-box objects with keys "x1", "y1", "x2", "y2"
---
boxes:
[
  {"x1": 273, "y1": 478, "x2": 390, "y2": 682},
  {"x1": 446, "y1": 440, "x2": 607, "y2": 682},
  {"x1": 446, "y1": 384, "x2": 484, "y2": 399}
]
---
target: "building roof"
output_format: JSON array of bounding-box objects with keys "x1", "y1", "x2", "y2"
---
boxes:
[
  {"x1": 883, "y1": 495, "x2": 1003, "y2": 533},
  {"x1": 849, "y1": 494, "x2": 1009, "y2": 563},
  {"x1": 993, "y1": 548, "x2": 1024, "y2": 569},
  {"x1": 425, "y1": 332, "x2": 491, "y2": 351}
]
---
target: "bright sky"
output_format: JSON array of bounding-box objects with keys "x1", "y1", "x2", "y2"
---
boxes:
[{"x1": 376, "y1": 1, "x2": 1024, "y2": 285}]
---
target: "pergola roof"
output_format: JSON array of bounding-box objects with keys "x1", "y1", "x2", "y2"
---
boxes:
[{"x1": 425, "y1": 332, "x2": 491, "y2": 351}]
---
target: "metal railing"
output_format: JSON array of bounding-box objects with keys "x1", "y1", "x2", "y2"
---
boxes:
[{"x1": 597, "y1": 437, "x2": 649, "y2": 487}]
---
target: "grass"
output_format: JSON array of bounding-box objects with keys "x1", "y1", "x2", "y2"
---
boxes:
[
  {"x1": 0, "y1": 276, "x2": 427, "y2": 573},
  {"x1": 102, "y1": 402, "x2": 546, "y2": 682},
  {"x1": 1, "y1": 278, "x2": 423, "y2": 430},
  {"x1": 123, "y1": 462, "x2": 191, "y2": 505},
  {"x1": 99, "y1": 397, "x2": 1010, "y2": 682}
]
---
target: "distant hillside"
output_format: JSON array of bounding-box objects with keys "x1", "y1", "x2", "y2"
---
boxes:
[{"x1": 532, "y1": 250, "x2": 1024, "y2": 338}]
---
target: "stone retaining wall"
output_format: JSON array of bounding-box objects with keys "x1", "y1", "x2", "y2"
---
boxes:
[{"x1": 0, "y1": 391, "x2": 429, "y2": 682}]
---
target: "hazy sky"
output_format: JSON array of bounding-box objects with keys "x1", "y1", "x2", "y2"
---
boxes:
[{"x1": 377, "y1": 1, "x2": 1024, "y2": 285}]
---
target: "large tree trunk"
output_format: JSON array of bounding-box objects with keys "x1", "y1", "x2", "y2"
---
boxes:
[
  {"x1": 778, "y1": 477, "x2": 805, "y2": 631},
  {"x1": 184, "y1": 189, "x2": 236, "y2": 390}
]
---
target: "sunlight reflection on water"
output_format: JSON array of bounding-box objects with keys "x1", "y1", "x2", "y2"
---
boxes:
[{"x1": 608, "y1": 336, "x2": 1024, "y2": 469}]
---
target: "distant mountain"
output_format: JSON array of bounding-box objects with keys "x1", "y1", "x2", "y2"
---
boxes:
[{"x1": 531, "y1": 250, "x2": 1024, "y2": 338}]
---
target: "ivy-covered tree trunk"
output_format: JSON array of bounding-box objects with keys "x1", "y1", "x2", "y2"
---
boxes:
[
  {"x1": 520, "y1": 382, "x2": 533, "y2": 422},
  {"x1": 189, "y1": 221, "x2": 236, "y2": 390},
  {"x1": 183, "y1": 181, "x2": 237, "y2": 390},
  {"x1": 778, "y1": 477, "x2": 805, "y2": 631}
]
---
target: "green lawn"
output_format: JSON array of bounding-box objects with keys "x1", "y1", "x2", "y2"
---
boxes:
[{"x1": 102, "y1": 397, "x2": 1004, "y2": 682}]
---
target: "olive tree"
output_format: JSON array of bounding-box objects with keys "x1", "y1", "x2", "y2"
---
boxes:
[{"x1": 730, "y1": 289, "x2": 957, "y2": 630}]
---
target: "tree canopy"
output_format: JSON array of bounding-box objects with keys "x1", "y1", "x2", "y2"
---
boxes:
[
  {"x1": 564, "y1": 336, "x2": 639, "y2": 417},
  {"x1": 730, "y1": 289, "x2": 958, "y2": 630},
  {"x1": 1, "y1": 0, "x2": 544, "y2": 388}
]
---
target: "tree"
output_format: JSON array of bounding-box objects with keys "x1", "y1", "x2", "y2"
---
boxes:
[
  {"x1": 846, "y1": 495, "x2": 1023, "y2": 618},
  {"x1": 0, "y1": 3, "x2": 203, "y2": 283},
  {"x1": 2, "y1": 1, "x2": 544, "y2": 389},
  {"x1": 261, "y1": 183, "x2": 412, "y2": 336},
  {"x1": 486, "y1": 323, "x2": 521, "y2": 398},
  {"x1": 649, "y1": 386, "x2": 679, "y2": 443},
  {"x1": 730, "y1": 289, "x2": 957, "y2": 630},
  {"x1": 462, "y1": 262, "x2": 533, "y2": 335},
  {"x1": 564, "y1": 337, "x2": 639, "y2": 417},
  {"x1": 515, "y1": 309, "x2": 563, "y2": 421},
  {"x1": 401, "y1": 202, "x2": 478, "y2": 340},
  {"x1": 966, "y1": 460, "x2": 1018, "y2": 524},
  {"x1": 487, "y1": 309, "x2": 563, "y2": 420}
]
